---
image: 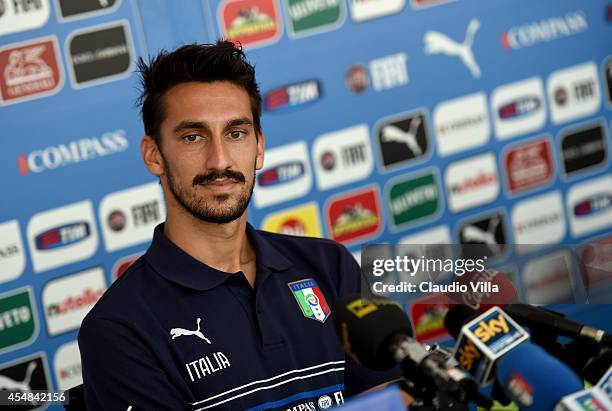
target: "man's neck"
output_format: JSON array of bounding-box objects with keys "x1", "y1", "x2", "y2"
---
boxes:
[{"x1": 163, "y1": 205, "x2": 257, "y2": 286}]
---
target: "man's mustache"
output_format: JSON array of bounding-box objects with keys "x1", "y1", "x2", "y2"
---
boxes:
[{"x1": 192, "y1": 169, "x2": 246, "y2": 186}]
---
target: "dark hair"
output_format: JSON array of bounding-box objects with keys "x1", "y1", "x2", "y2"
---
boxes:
[{"x1": 136, "y1": 40, "x2": 262, "y2": 144}]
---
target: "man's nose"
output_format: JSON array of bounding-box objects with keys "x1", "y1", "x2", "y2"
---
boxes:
[{"x1": 204, "y1": 136, "x2": 232, "y2": 170}]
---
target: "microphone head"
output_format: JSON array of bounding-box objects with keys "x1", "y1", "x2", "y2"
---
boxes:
[
  {"x1": 332, "y1": 294, "x2": 412, "y2": 371},
  {"x1": 443, "y1": 304, "x2": 478, "y2": 339},
  {"x1": 496, "y1": 342, "x2": 583, "y2": 410}
]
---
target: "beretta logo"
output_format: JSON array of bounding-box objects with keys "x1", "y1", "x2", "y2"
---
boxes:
[
  {"x1": 66, "y1": 20, "x2": 134, "y2": 88},
  {"x1": 0, "y1": 352, "x2": 51, "y2": 410},
  {"x1": 42, "y1": 267, "x2": 107, "y2": 336},
  {"x1": 567, "y1": 175, "x2": 612, "y2": 238},
  {"x1": 99, "y1": 182, "x2": 166, "y2": 252},
  {"x1": 349, "y1": 0, "x2": 404, "y2": 22},
  {"x1": 18, "y1": 129, "x2": 128, "y2": 175},
  {"x1": 0, "y1": 0, "x2": 50, "y2": 36},
  {"x1": 261, "y1": 202, "x2": 323, "y2": 237},
  {"x1": 501, "y1": 10, "x2": 588, "y2": 50},
  {"x1": 433, "y1": 91, "x2": 490, "y2": 157},
  {"x1": 511, "y1": 191, "x2": 565, "y2": 248},
  {"x1": 219, "y1": 0, "x2": 282, "y2": 48},
  {"x1": 264, "y1": 79, "x2": 322, "y2": 112},
  {"x1": 27, "y1": 200, "x2": 99, "y2": 273},
  {"x1": 284, "y1": 0, "x2": 343, "y2": 38},
  {"x1": 560, "y1": 122, "x2": 607, "y2": 177},
  {"x1": 53, "y1": 340, "x2": 82, "y2": 392},
  {"x1": 376, "y1": 110, "x2": 430, "y2": 171},
  {"x1": 254, "y1": 141, "x2": 312, "y2": 208},
  {"x1": 522, "y1": 250, "x2": 575, "y2": 304},
  {"x1": 56, "y1": 0, "x2": 121, "y2": 21},
  {"x1": 547, "y1": 61, "x2": 601, "y2": 125},
  {"x1": 325, "y1": 185, "x2": 383, "y2": 245},
  {"x1": 0, "y1": 287, "x2": 38, "y2": 354},
  {"x1": 491, "y1": 77, "x2": 546, "y2": 140},
  {"x1": 0, "y1": 36, "x2": 63, "y2": 105},
  {"x1": 386, "y1": 169, "x2": 441, "y2": 231},
  {"x1": 503, "y1": 137, "x2": 554, "y2": 195},
  {"x1": 0, "y1": 220, "x2": 26, "y2": 284},
  {"x1": 312, "y1": 124, "x2": 374, "y2": 190}
]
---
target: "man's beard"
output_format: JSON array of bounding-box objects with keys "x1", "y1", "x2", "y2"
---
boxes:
[{"x1": 164, "y1": 158, "x2": 256, "y2": 224}]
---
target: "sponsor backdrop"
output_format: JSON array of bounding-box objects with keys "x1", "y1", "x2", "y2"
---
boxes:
[{"x1": 1, "y1": 0, "x2": 612, "y2": 405}]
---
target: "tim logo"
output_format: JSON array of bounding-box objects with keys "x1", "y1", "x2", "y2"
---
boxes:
[
  {"x1": 574, "y1": 194, "x2": 612, "y2": 217},
  {"x1": 264, "y1": 80, "x2": 321, "y2": 112},
  {"x1": 257, "y1": 161, "x2": 304, "y2": 186},
  {"x1": 498, "y1": 96, "x2": 540, "y2": 119},
  {"x1": 35, "y1": 222, "x2": 90, "y2": 250}
]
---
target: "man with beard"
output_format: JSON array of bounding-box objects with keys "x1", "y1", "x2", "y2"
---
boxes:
[{"x1": 78, "y1": 41, "x2": 400, "y2": 410}]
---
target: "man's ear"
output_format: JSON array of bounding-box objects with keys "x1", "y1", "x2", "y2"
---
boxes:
[
  {"x1": 255, "y1": 132, "x2": 265, "y2": 170},
  {"x1": 141, "y1": 135, "x2": 164, "y2": 177}
]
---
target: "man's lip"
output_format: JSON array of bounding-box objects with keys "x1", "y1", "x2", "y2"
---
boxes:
[{"x1": 197, "y1": 179, "x2": 239, "y2": 190}]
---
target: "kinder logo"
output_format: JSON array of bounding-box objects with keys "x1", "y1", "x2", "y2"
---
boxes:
[
  {"x1": 0, "y1": 0, "x2": 50, "y2": 36},
  {"x1": 99, "y1": 182, "x2": 166, "y2": 252},
  {"x1": 261, "y1": 202, "x2": 323, "y2": 237},
  {"x1": 568, "y1": 175, "x2": 612, "y2": 238},
  {"x1": 325, "y1": 186, "x2": 382, "y2": 245},
  {"x1": 42, "y1": 267, "x2": 106, "y2": 336},
  {"x1": 219, "y1": 0, "x2": 282, "y2": 48},
  {"x1": 504, "y1": 137, "x2": 554, "y2": 194},
  {"x1": 433, "y1": 92, "x2": 490, "y2": 157},
  {"x1": 561, "y1": 122, "x2": 607, "y2": 177},
  {"x1": 445, "y1": 153, "x2": 499, "y2": 213},
  {"x1": 53, "y1": 340, "x2": 82, "y2": 392},
  {"x1": 254, "y1": 141, "x2": 312, "y2": 208},
  {"x1": 512, "y1": 191, "x2": 565, "y2": 248},
  {"x1": 258, "y1": 161, "x2": 304, "y2": 186},
  {"x1": 547, "y1": 62, "x2": 601, "y2": 125},
  {"x1": 491, "y1": 77, "x2": 546, "y2": 140},
  {"x1": 18, "y1": 129, "x2": 129, "y2": 175},
  {"x1": 312, "y1": 124, "x2": 374, "y2": 190},
  {"x1": 264, "y1": 80, "x2": 321, "y2": 112},
  {"x1": 498, "y1": 96, "x2": 540, "y2": 119},
  {"x1": 27, "y1": 200, "x2": 99, "y2": 273},
  {"x1": 0, "y1": 36, "x2": 63, "y2": 105},
  {"x1": 0, "y1": 220, "x2": 26, "y2": 284},
  {"x1": 501, "y1": 11, "x2": 588, "y2": 50}
]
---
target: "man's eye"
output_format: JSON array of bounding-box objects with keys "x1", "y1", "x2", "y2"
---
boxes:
[
  {"x1": 229, "y1": 130, "x2": 245, "y2": 139},
  {"x1": 184, "y1": 134, "x2": 202, "y2": 143}
]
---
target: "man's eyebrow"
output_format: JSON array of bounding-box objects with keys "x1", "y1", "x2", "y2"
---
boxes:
[
  {"x1": 173, "y1": 121, "x2": 210, "y2": 134},
  {"x1": 227, "y1": 118, "x2": 253, "y2": 128}
]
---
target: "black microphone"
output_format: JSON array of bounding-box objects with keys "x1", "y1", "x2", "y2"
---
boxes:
[
  {"x1": 501, "y1": 304, "x2": 612, "y2": 347},
  {"x1": 333, "y1": 294, "x2": 492, "y2": 408}
]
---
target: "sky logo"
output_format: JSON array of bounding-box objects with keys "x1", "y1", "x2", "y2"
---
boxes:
[
  {"x1": 35, "y1": 222, "x2": 90, "y2": 250},
  {"x1": 258, "y1": 161, "x2": 305, "y2": 187}
]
